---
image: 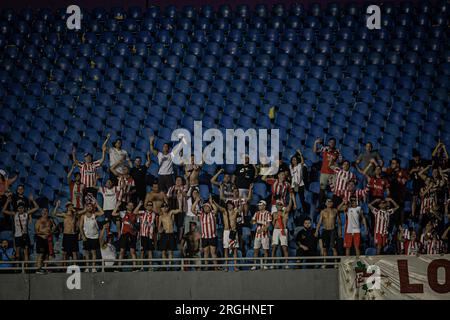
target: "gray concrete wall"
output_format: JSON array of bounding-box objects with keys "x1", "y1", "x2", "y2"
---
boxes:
[{"x1": 0, "y1": 270, "x2": 339, "y2": 300}]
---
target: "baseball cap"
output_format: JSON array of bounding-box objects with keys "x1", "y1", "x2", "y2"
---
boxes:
[{"x1": 258, "y1": 200, "x2": 266, "y2": 206}]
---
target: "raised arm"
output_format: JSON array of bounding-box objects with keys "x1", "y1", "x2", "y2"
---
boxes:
[
  {"x1": 27, "y1": 195, "x2": 39, "y2": 215},
  {"x1": 296, "y1": 149, "x2": 305, "y2": 165},
  {"x1": 94, "y1": 201, "x2": 104, "y2": 217},
  {"x1": 192, "y1": 198, "x2": 201, "y2": 215},
  {"x1": 71, "y1": 146, "x2": 80, "y2": 167},
  {"x1": 312, "y1": 138, "x2": 321, "y2": 154},
  {"x1": 67, "y1": 162, "x2": 77, "y2": 181},
  {"x1": 111, "y1": 201, "x2": 122, "y2": 217},
  {"x1": 133, "y1": 201, "x2": 143, "y2": 215},
  {"x1": 1, "y1": 196, "x2": 14, "y2": 216},
  {"x1": 368, "y1": 198, "x2": 381, "y2": 212},
  {"x1": 145, "y1": 151, "x2": 151, "y2": 168},
  {"x1": 386, "y1": 197, "x2": 399, "y2": 212},
  {"x1": 211, "y1": 168, "x2": 224, "y2": 187},
  {"x1": 149, "y1": 136, "x2": 158, "y2": 157},
  {"x1": 246, "y1": 183, "x2": 254, "y2": 202},
  {"x1": 97, "y1": 133, "x2": 111, "y2": 166},
  {"x1": 51, "y1": 200, "x2": 60, "y2": 217},
  {"x1": 418, "y1": 165, "x2": 431, "y2": 181}
]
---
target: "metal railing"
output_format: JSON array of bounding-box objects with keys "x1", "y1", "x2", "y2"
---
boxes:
[{"x1": 0, "y1": 256, "x2": 344, "y2": 273}]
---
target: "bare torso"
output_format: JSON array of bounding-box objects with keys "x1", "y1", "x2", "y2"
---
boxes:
[
  {"x1": 145, "y1": 192, "x2": 166, "y2": 213},
  {"x1": 321, "y1": 209, "x2": 338, "y2": 230},
  {"x1": 223, "y1": 210, "x2": 238, "y2": 231},
  {"x1": 272, "y1": 210, "x2": 289, "y2": 229},
  {"x1": 159, "y1": 213, "x2": 175, "y2": 233}
]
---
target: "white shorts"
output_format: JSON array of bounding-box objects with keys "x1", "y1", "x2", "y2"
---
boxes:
[
  {"x1": 223, "y1": 230, "x2": 239, "y2": 249},
  {"x1": 272, "y1": 229, "x2": 288, "y2": 246},
  {"x1": 254, "y1": 237, "x2": 270, "y2": 250}
]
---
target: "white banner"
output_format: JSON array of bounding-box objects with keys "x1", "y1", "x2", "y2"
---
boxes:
[{"x1": 339, "y1": 255, "x2": 450, "y2": 300}]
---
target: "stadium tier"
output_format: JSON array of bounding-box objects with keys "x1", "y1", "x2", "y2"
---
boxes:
[{"x1": 0, "y1": 0, "x2": 449, "y2": 275}]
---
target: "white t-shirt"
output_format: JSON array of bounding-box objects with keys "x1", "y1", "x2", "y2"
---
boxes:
[
  {"x1": 290, "y1": 163, "x2": 305, "y2": 188},
  {"x1": 157, "y1": 151, "x2": 174, "y2": 175},
  {"x1": 14, "y1": 212, "x2": 29, "y2": 237},
  {"x1": 99, "y1": 186, "x2": 119, "y2": 211},
  {"x1": 101, "y1": 243, "x2": 116, "y2": 267},
  {"x1": 346, "y1": 206, "x2": 362, "y2": 234},
  {"x1": 83, "y1": 214, "x2": 99, "y2": 239},
  {"x1": 109, "y1": 148, "x2": 129, "y2": 175},
  {"x1": 186, "y1": 197, "x2": 202, "y2": 217}
]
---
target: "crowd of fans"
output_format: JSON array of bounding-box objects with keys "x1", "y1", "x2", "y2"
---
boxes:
[{"x1": 0, "y1": 135, "x2": 449, "y2": 273}]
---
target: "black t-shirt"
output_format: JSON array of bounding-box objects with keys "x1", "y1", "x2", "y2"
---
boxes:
[
  {"x1": 11, "y1": 194, "x2": 31, "y2": 211},
  {"x1": 233, "y1": 165, "x2": 256, "y2": 189},
  {"x1": 296, "y1": 228, "x2": 317, "y2": 253},
  {"x1": 130, "y1": 166, "x2": 148, "y2": 189}
]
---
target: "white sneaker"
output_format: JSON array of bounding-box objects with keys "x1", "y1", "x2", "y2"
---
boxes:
[
  {"x1": 250, "y1": 266, "x2": 257, "y2": 271},
  {"x1": 269, "y1": 266, "x2": 274, "y2": 270},
  {"x1": 284, "y1": 266, "x2": 290, "y2": 269},
  {"x1": 91, "y1": 268, "x2": 97, "y2": 273},
  {"x1": 263, "y1": 266, "x2": 268, "y2": 270},
  {"x1": 84, "y1": 268, "x2": 90, "y2": 273}
]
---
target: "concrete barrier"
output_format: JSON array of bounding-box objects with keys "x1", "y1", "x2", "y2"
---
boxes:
[{"x1": 0, "y1": 269, "x2": 339, "y2": 300}]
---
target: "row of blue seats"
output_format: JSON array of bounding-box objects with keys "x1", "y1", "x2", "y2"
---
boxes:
[{"x1": 2, "y1": 1, "x2": 447, "y2": 21}]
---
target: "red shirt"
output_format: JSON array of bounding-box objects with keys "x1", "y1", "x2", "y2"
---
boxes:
[
  {"x1": 368, "y1": 177, "x2": 390, "y2": 198},
  {"x1": 266, "y1": 178, "x2": 292, "y2": 206},
  {"x1": 121, "y1": 211, "x2": 138, "y2": 236},
  {"x1": 319, "y1": 146, "x2": 341, "y2": 174}
]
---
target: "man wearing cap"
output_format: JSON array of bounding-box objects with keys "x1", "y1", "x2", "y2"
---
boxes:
[
  {"x1": 157, "y1": 202, "x2": 182, "y2": 267},
  {"x1": 271, "y1": 197, "x2": 295, "y2": 268},
  {"x1": 2, "y1": 193, "x2": 39, "y2": 264},
  {"x1": 251, "y1": 200, "x2": 272, "y2": 270},
  {"x1": 53, "y1": 200, "x2": 80, "y2": 263},
  {"x1": 72, "y1": 134, "x2": 110, "y2": 198},
  {"x1": 181, "y1": 221, "x2": 201, "y2": 270}
]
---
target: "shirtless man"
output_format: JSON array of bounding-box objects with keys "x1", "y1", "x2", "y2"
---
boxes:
[
  {"x1": 271, "y1": 197, "x2": 295, "y2": 268},
  {"x1": 145, "y1": 181, "x2": 168, "y2": 214},
  {"x1": 184, "y1": 154, "x2": 202, "y2": 192},
  {"x1": 181, "y1": 221, "x2": 201, "y2": 270},
  {"x1": 53, "y1": 200, "x2": 81, "y2": 263},
  {"x1": 35, "y1": 207, "x2": 57, "y2": 274},
  {"x1": 216, "y1": 200, "x2": 240, "y2": 271},
  {"x1": 158, "y1": 202, "x2": 182, "y2": 266},
  {"x1": 315, "y1": 199, "x2": 342, "y2": 257}
]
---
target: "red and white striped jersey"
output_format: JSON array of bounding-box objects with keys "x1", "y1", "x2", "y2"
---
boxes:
[
  {"x1": 253, "y1": 210, "x2": 272, "y2": 238},
  {"x1": 78, "y1": 161, "x2": 101, "y2": 187},
  {"x1": 139, "y1": 210, "x2": 157, "y2": 238},
  {"x1": 117, "y1": 176, "x2": 135, "y2": 202},
  {"x1": 342, "y1": 185, "x2": 369, "y2": 204},
  {"x1": 199, "y1": 210, "x2": 217, "y2": 239},
  {"x1": 404, "y1": 240, "x2": 420, "y2": 255},
  {"x1": 331, "y1": 167, "x2": 356, "y2": 197},
  {"x1": 69, "y1": 181, "x2": 85, "y2": 209},
  {"x1": 266, "y1": 178, "x2": 292, "y2": 206},
  {"x1": 372, "y1": 208, "x2": 393, "y2": 235},
  {"x1": 420, "y1": 190, "x2": 437, "y2": 215},
  {"x1": 422, "y1": 239, "x2": 443, "y2": 254}
]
